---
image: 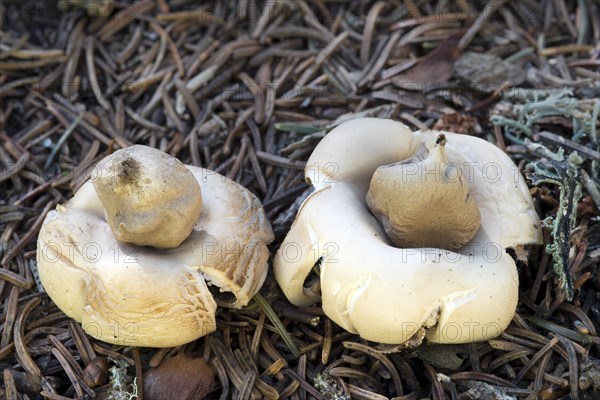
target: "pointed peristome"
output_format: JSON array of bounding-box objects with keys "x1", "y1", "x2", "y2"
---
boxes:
[{"x1": 366, "y1": 133, "x2": 481, "y2": 251}]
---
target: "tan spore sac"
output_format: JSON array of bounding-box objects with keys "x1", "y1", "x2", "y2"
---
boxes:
[
  {"x1": 93, "y1": 145, "x2": 202, "y2": 249},
  {"x1": 366, "y1": 135, "x2": 481, "y2": 251}
]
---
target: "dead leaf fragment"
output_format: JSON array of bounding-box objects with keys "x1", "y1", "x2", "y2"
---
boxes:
[
  {"x1": 143, "y1": 353, "x2": 215, "y2": 400},
  {"x1": 454, "y1": 52, "x2": 525, "y2": 90}
]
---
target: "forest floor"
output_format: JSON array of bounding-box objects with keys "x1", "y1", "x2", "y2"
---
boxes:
[{"x1": 1, "y1": 1, "x2": 599, "y2": 399}]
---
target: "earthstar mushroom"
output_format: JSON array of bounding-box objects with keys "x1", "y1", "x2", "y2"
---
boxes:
[
  {"x1": 37, "y1": 145, "x2": 274, "y2": 347},
  {"x1": 274, "y1": 118, "x2": 541, "y2": 345}
]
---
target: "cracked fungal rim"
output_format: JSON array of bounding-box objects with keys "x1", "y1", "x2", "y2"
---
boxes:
[
  {"x1": 37, "y1": 165, "x2": 274, "y2": 348},
  {"x1": 274, "y1": 118, "x2": 542, "y2": 344}
]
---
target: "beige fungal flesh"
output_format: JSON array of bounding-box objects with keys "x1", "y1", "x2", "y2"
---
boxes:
[
  {"x1": 367, "y1": 134, "x2": 481, "y2": 251},
  {"x1": 37, "y1": 146, "x2": 274, "y2": 347},
  {"x1": 274, "y1": 118, "x2": 542, "y2": 345}
]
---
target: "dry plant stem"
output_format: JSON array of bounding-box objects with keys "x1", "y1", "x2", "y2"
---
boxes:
[
  {"x1": 4, "y1": 369, "x2": 18, "y2": 400},
  {"x1": 343, "y1": 342, "x2": 403, "y2": 396},
  {"x1": 14, "y1": 297, "x2": 41, "y2": 376},
  {"x1": 50, "y1": 346, "x2": 86, "y2": 398},
  {"x1": 1, "y1": 287, "x2": 19, "y2": 348},
  {"x1": 283, "y1": 369, "x2": 327, "y2": 400},
  {"x1": 459, "y1": 0, "x2": 509, "y2": 49},
  {"x1": 2, "y1": 201, "x2": 57, "y2": 266},
  {"x1": 253, "y1": 294, "x2": 300, "y2": 358}
]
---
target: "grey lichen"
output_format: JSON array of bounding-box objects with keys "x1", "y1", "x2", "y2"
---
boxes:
[
  {"x1": 314, "y1": 373, "x2": 349, "y2": 400},
  {"x1": 107, "y1": 358, "x2": 138, "y2": 400},
  {"x1": 579, "y1": 359, "x2": 600, "y2": 391},
  {"x1": 491, "y1": 86, "x2": 599, "y2": 300},
  {"x1": 526, "y1": 143, "x2": 583, "y2": 300},
  {"x1": 459, "y1": 380, "x2": 516, "y2": 400},
  {"x1": 491, "y1": 88, "x2": 599, "y2": 143}
]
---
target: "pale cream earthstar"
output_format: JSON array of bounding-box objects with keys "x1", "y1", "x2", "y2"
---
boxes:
[
  {"x1": 37, "y1": 145, "x2": 274, "y2": 347},
  {"x1": 274, "y1": 118, "x2": 542, "y2": 345}
]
